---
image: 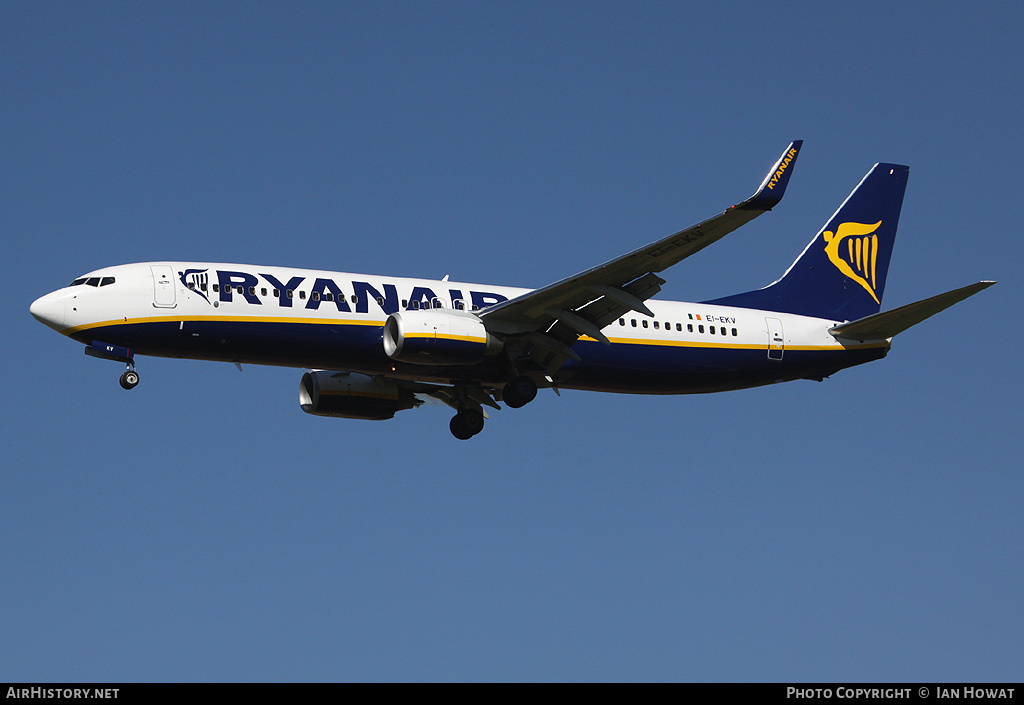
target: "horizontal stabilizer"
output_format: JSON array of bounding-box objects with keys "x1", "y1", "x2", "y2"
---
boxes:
[{"x1": 829, "y1": 281, "x2": 995, "y2": 341}]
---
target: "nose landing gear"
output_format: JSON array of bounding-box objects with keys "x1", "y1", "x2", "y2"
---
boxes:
[
  {"x1": 85, "y1": 341, "x2": 139, "y2": 390},
  {"x1": 119, "y1": 366, "x2": 139, "y2": 390}
]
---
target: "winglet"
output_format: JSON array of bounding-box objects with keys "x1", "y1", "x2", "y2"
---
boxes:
[{"x1": 739, "y1": 140, "x2": 803, "y2": 211}]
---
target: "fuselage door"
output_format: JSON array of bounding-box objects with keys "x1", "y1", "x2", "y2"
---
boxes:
[
  {"x1": 766, "y1": 317, "x2": 784, "y2": 360},
  {"x1": 151, "y1": 265, "x2": 177, "y2": 308}
]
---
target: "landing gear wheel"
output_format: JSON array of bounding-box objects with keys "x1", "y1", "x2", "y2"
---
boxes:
[
  {"x1": 450, "y1": 416, "x2": 473, "y2": 440},
  {"x1": 119, "y1": 369, "x2": 139, "y2": 390},
  {"x1": 449, "y1": 408, "x2": 485, "y2": 440},
  {"x1": 503, "y1": 375, "x2": 537, "y2": 409}
]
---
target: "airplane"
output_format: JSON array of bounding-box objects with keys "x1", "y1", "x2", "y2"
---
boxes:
[{"x1": 29, "y1": 141, "x2": 995, "y2": 439}]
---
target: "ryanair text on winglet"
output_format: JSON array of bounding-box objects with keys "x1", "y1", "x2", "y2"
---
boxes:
[{"x1": 766, "y1": 148, "x2": 799, "y2": 190}]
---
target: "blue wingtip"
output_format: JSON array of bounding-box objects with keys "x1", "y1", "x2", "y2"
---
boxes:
[{"x1": 740, "y1": 140, "x2": 803, "y2": 210}]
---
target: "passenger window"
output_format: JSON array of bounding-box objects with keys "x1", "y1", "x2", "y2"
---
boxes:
[
  {"x1": 732, "y1": 328, "x2": 738, "y2": 336},
  {"x1": 324, "y1": 293, "x2": 333, "y2": 301},
  {"x1": 698, "y1": 325, "x2": 704, "y2": 333},
  {"x1": 187, "y1": 282, "x2": 196, "y2": 290},
  {"x1": 261, "y1": 288, "x2": 267, "y2": 296},
  {"x1": 200, "y1": 283, "x2": 207, "y2": 291},
  {"x1": 402, "y1": 299, "x2": 409, "y2": 307},
  {"x1": 213, "y1": 284, "x2": 220, "y2": 292},
  {"x1": 248, "y1": 286, "x2": 256, "y2": 296},
  {"x1": 676, "y1": 323, "x2": 682, "y2": 331},
  {"x1": 642, "y1": 320, "x2": 648, "y2": 328},
  {"x1": 654, "y1": 321, "x2": 660, "y2": 329},
  {"x1": 710, "y1": 326, "x2": 715, "y2": 334},
  {"x1": 273, "y1": 289, "x2": 280, "y2": 297},
  {"x1": 377, "y1": 297, "x2": 385, "y2": 306},
  {"x1": 299, "y1": 291, "x2": 306, "y2": 299},
  {"x1": 286, "y1": 289, "x2": 293, "y2": 298},
  {"x1": 412, "y1": 300, "x2": 420, "y2": 310},
  {"x1": 619, "y1": 318, "x2": 625, "y2": 326},
  {"x1": 687, "y1": 324, "x2": 693, "y2": 332},
  {"x1": 312, "y1": 291, "x2": 320, "y2": 301}
]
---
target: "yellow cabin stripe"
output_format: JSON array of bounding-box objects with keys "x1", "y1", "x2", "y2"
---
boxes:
[
  {"x1": 585, "y1": 335, "x2": 886, "y2": 351},
  {"x1": 64, "y1": 315, "x2": 886, "y2": 352},
  {"x1": 63, "y1": 314, "x2": 386, "y2": 335}
]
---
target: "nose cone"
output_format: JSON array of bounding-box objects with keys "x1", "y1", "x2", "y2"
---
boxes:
[{"x1": 30, "y1": 292, "x2": 67, "y2": 331}]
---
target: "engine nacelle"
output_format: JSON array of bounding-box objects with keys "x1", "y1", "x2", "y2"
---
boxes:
[
  {"x1": 382, "y1": 309, "x2": 502, "y2": 366},
  {"x1": 299, "y1": 371, "x2": 417, "y2": 420}
]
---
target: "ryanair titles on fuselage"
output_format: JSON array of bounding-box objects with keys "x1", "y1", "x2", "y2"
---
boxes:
[{"x1": 181, "y1": 268, "x2": 509, "y2": 315}]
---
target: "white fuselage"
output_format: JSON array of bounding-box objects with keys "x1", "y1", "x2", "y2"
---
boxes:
[{"x1": 31, "y1": 262, "x2": 888, "y2": 394}]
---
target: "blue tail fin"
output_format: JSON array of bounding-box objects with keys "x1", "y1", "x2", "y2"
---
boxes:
[{"x1": 705, "y1": 163, "x2": 909, "y2": 321}]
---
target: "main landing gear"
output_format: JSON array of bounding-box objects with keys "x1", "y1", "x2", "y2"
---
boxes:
[
  {"x1": 502, "y1": 375, "x2": 537, "y2": 409},
  {"x1": 449, "y1": 408, "x2": 485, "y2": 440},
  {"x1": 447, "y1": 383, "x2": 491, "y2": 440},
  {"x1": 447, "y1": 375, "x2": 539, "y2": 439}
]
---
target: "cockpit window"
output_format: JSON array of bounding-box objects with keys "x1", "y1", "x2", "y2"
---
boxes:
[{"x1": 69, "y1": 276, "x2": 116, "y2": 287}]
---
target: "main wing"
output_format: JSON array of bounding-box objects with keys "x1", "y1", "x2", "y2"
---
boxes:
[{"x1": 481, "y1": 140, "x2": 803, "y2": 371}]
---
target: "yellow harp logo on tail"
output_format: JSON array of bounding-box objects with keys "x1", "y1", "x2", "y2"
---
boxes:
[{"x1": 822, "y1": 221, "x2": 883, "y2": 304}]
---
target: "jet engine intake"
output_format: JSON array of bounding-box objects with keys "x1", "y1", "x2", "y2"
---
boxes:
[{"x1": 382, "y1": 309, "x2": 502, "y2": 366}]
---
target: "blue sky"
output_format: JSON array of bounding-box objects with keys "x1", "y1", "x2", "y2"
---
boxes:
[{"x1": 3, "y1": 2, "x2": 1021, "y2": 681}]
